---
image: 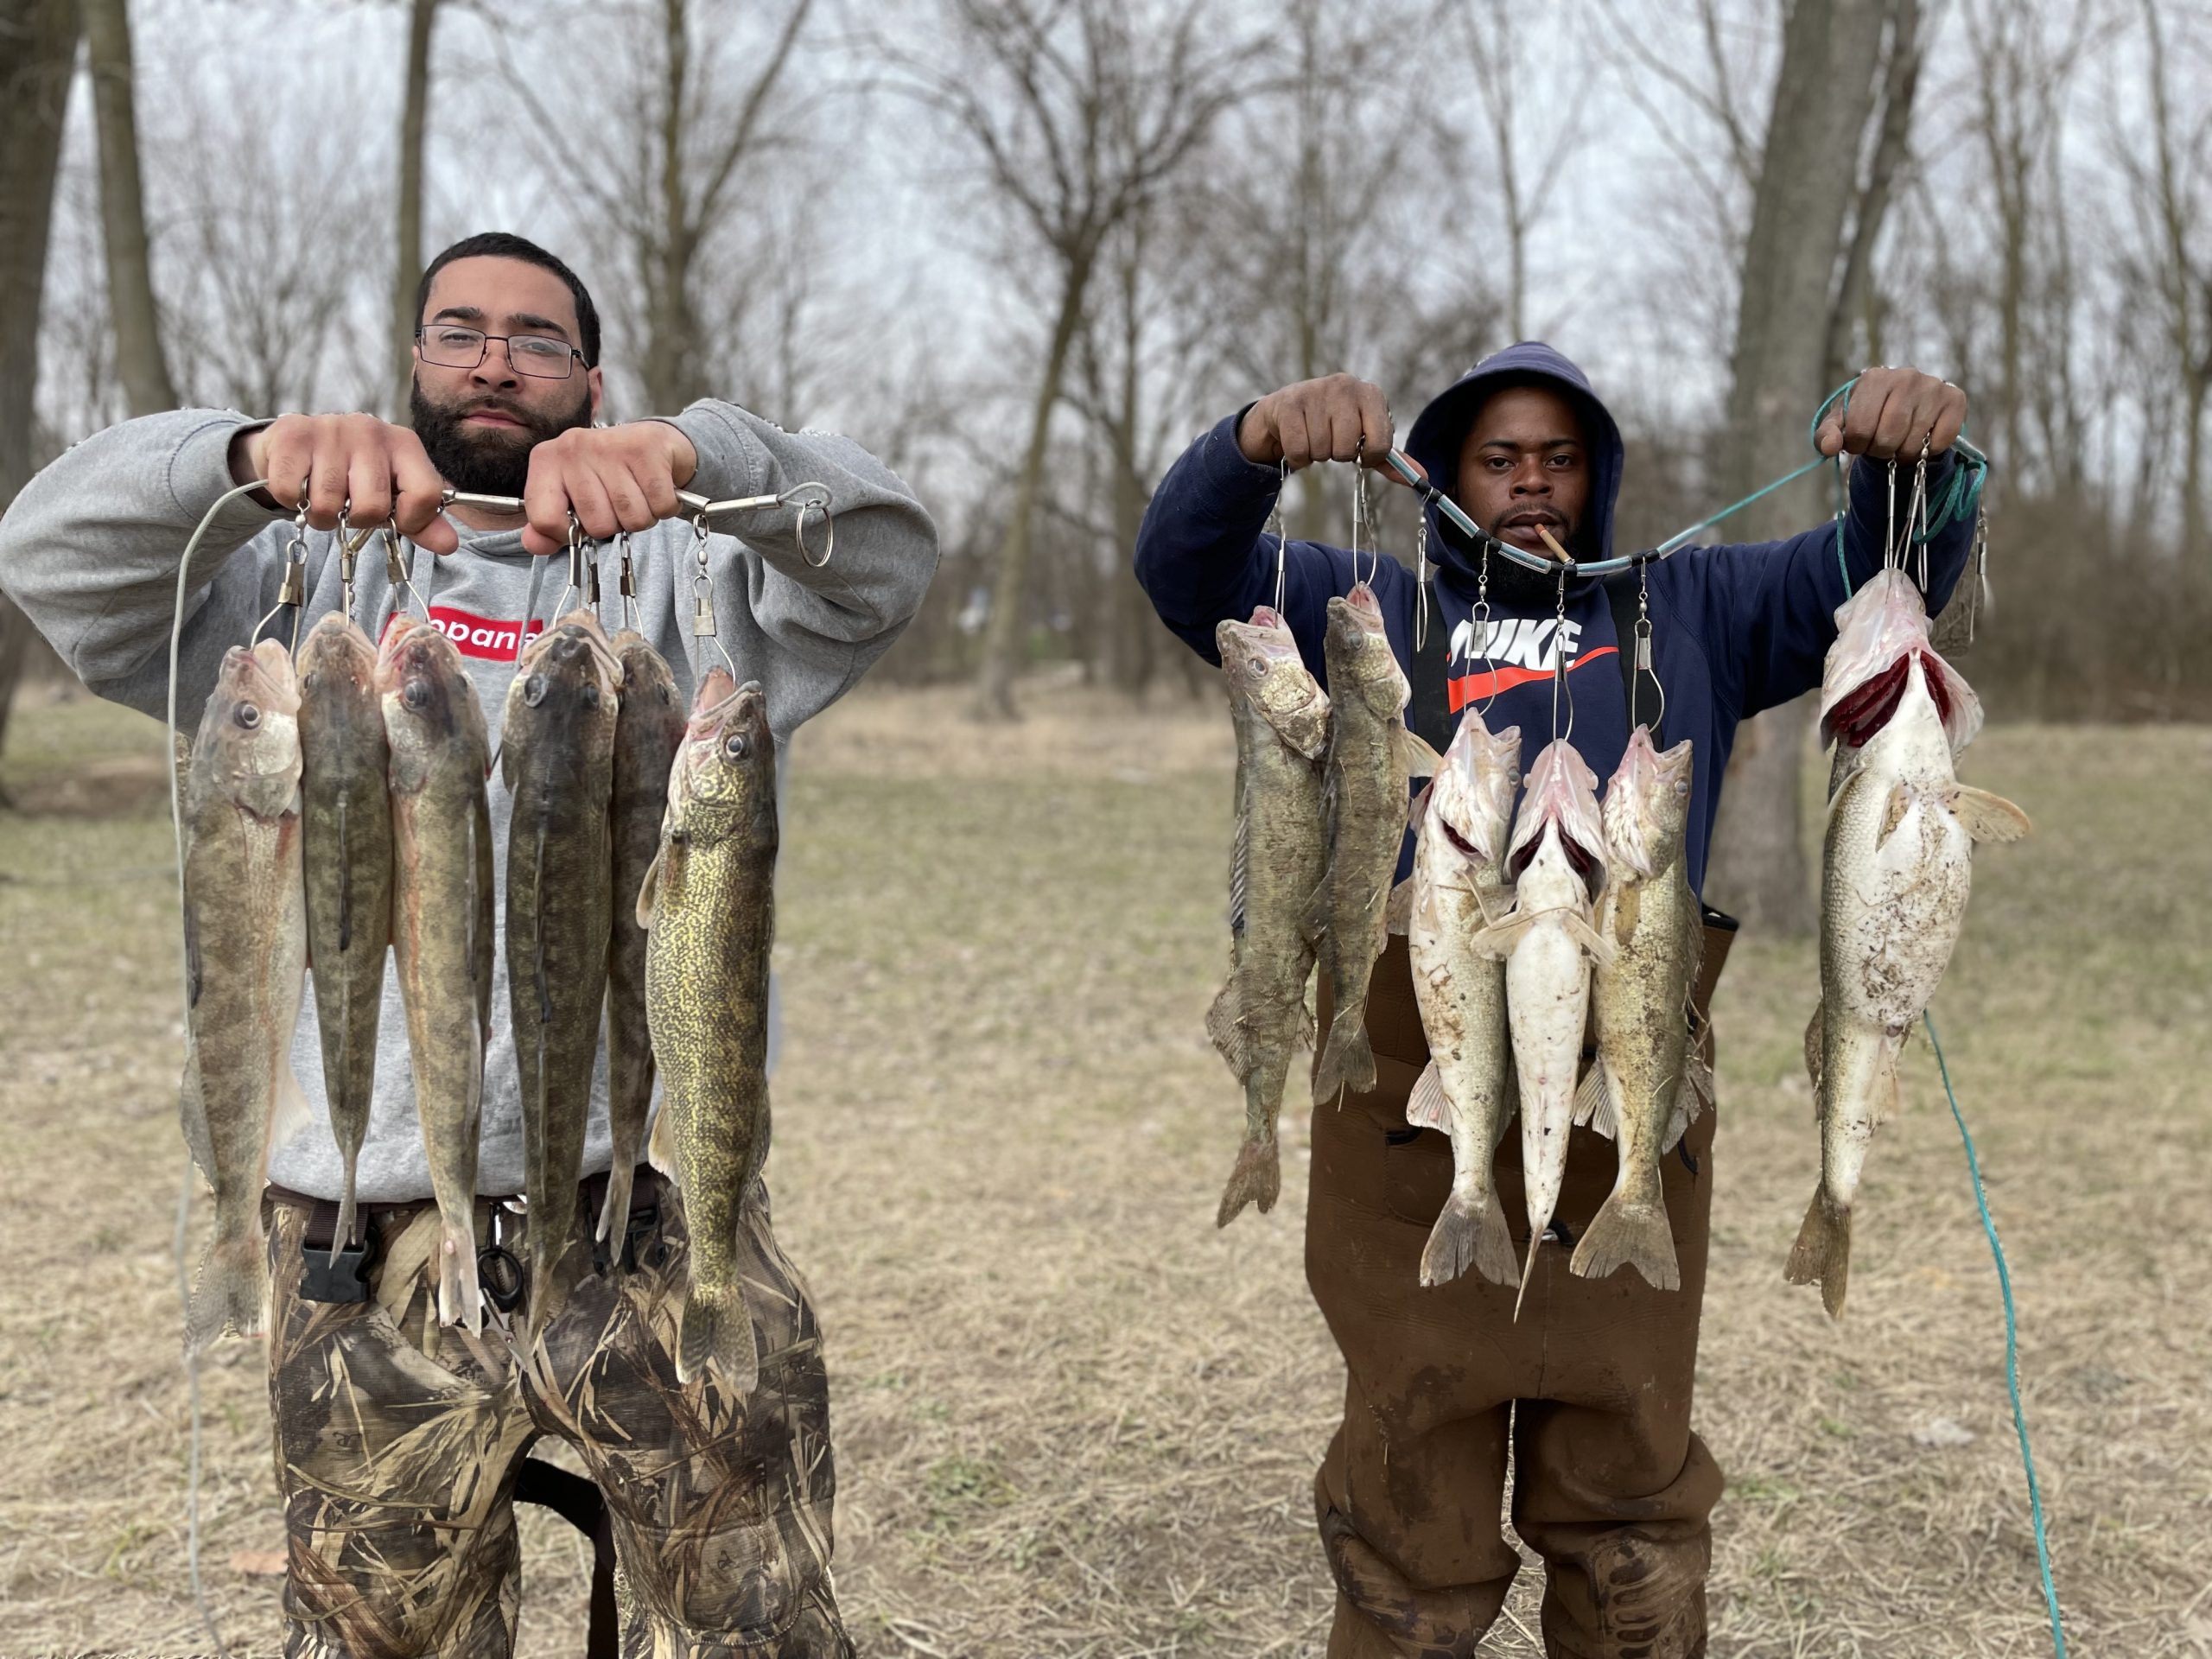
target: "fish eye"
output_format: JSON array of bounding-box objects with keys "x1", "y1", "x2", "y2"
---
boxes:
[
  {"x1": 1245, "y1": 658, "x2": 1266, "y2": 677},
  {"x1": 234, "y1": 703, "x2": 261, "y2": 729},
  {"x1": 522, "y1": 673, "x2": 548, "y2": 708},
  {"x1": 403, "y1": 678, "x2": 431, "y2": 710},
  {"x1": 723, "y1": 732, "x2": 750, "y2": 760},
  {"x1": 581, "y1": 683, "x2": 601, "y2": 709},
  {"x1": 658, "y1": 684, "x2": 674, "y2": 706}
]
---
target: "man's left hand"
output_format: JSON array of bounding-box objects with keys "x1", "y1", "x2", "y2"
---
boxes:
[
  {"x1": 520, "y1": 420, "x2": 699, "y2": 558},
  {"x1": 1814, "y1": 367, "x2": 1967, "y2": 462}
]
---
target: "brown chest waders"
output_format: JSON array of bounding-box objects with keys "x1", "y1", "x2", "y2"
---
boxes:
[{"x1": 1302, "y1": 578, "x2": 1735, "y2": 1659}]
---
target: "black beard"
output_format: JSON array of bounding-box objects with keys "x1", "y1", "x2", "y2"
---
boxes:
[{"x1": 410, "y1": 379, "x2": 593, "y2": 497}]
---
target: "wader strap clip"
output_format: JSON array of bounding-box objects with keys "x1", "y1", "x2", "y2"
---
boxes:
[
  {"x1": 479, "y1": 1243, "x2": 525, "y2": 1313},
  {"x1": 298, "y1": 1199, "x2": 378, "y2": 1304}
]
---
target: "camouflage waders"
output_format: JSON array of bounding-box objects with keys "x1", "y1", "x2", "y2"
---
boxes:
[
  {"x1": 1305, "y1": 924, "x2": 1733, "y2": 1659},
  {"x1": 263, "y1": 1172, "x2": 848, "y2": 1659}
]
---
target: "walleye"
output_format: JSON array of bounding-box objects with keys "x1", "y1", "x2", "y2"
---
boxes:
[
  {"x1": 1571, "y1": 726, "x2": 1698, "y2": 1291},
  {"x1": 1311, "y1": 582, "x2": 1435, "y2": 1101},
  {"x1": 1404, "y1": 712, "x2": 1522, "y2": 1287},
  {"x1": 505, "y1": 613, "x2": 621, "y2": 1338},
  {"x1": 178, "y1": 641, "x2": 308, "y2": 1349},
  {"x1": 296, "y1": 613, "x2": 392, "y2": 1257},
  {"x1": 1473, "y1": 738, "x2": 1613, "y2": 1313},
  {"x1": 1787, "y1": 569, "x2": 2027, "y2": 1316},
  {"x1": 380, "y1": 614, "x2": 495, "y2": 1332},
  {"x1": 641, "y1": 671, "x2": 779, "y2": 1392},
  {"x1": 1207, "y1": 607, "x2": 1331, "y2": 1226},
  {"x1": 602, "y1": 629, "x2": 687, "y2": 1246}
]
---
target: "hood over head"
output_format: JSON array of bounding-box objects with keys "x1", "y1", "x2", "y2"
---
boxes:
[{"x1": 1403, "y1": 341, "x2": 1626, "y2": 592}]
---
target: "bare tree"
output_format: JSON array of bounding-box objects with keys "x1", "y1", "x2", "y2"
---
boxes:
[
  {"x1": 1825, "y1": 0, "x2": 1923, "y2": 389},
  {"x1": 1454, "y1": 0, "x2": 1589, "y2": 345},
  {"x1": 84, "y1": 0, "x2": 175, "y2": 417},
  {"x1": 2116, "y1": 0, "x2": 2211, "y2": 572},
  {"x1": 390, "y1": 0, "x2": 442, "y2": 422},
  {"x1": 1701, "y1": 0, "x2": 1889, "y2": 937},
  {"x1": 885, "y1": 0, "x2": 1254, "y2": 719},
  {"x1": 498, "y1": 0, "x2": 814, "y2": 416},
  {"x1": 0, "y1": 0, "x2": 80, "y2": 784}
]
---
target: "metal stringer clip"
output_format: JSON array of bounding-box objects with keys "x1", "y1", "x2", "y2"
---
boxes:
[
  {"x1": 1549, "y1": 565, "x2": 1575, "y2": 743},
  {"x1": 690, "y1": 509, "x2": 737, "y2": 678},
  {"x1": 1632, "y1": 556, "x2": 1664, "y2": 735},
  {"x1": 257, "y1": 485, "x2": 313, "y2": 648},
  {"x1": 383, "y1": 517, "x2": 429, "y2": 622},
  {"x1": 615, "y1": 530, "x2": 640, "y2": 632}
]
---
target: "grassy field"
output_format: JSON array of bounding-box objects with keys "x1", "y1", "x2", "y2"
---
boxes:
[{"x1": 2, "y1": 674, "x2": 2207, "y2": 1657}]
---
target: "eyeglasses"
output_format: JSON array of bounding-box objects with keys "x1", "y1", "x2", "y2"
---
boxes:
[{"x1": 416, "y1": 324, "x2": 586, "y2": 379}]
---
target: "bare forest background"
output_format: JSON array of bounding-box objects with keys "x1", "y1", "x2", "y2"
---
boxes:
[{"x1": 2, "y1": 0, "x2": 2209, "y2": 931}]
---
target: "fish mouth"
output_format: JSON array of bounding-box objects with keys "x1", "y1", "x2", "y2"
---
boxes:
[{"x1": 225, "y1": 640, "x2": 298, "y2": 707}]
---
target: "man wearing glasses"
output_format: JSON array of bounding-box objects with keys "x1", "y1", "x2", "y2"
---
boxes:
[{"x1": 0, "y1": 232, "x2": 939, "y2": 1657}]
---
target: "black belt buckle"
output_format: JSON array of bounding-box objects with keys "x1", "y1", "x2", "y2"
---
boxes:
[{"x1": 300, "y1": 1238, "x2": 374, "y2": 1304}]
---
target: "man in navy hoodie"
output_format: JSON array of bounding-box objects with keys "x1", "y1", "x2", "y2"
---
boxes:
[{"x1": 1135, "y1": 346, "x2": 1974, "y2": 1658}]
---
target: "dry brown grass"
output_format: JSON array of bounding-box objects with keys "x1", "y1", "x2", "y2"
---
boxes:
[{"x1": 2, "y1": 675, "x2": 2207, "y2": 1657}]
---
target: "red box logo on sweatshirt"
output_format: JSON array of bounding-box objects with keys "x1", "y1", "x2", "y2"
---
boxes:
[{"x1": 383, "y1": 606, "x2": 549, "y2": 661}]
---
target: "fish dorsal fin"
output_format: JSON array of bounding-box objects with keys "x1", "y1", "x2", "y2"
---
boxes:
[
  {"x1": 1573, "y1": 1061, "x2": 1617, "y2": 1139},
  {"x1": 1384, "y1": 875, "x2": 1416, "y2": 937}
]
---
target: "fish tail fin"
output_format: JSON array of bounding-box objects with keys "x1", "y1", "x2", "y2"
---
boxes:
[
  {"x1": 332, "y1": 1166, "x2": 359, "y2": 1264},
  {"x1": 1511, "y1": 1230, "x2": 1541, "y2": 1321},
  {"x1": 1214, "y1": 1130, "x2": 1281, "y2": 1228},
  {"x1": 1313, "y1": 1019, "x2": 1375, "y2": 1101},
  {"x1": 1783, "y1": 1185, "x2": 1852, "y2": 1319},
  {"x1": 595, "y1": 1160, "x2": 637, "y2": 1247},
  {"x1": 677, "y1": 1281, "x2": 760, "y2": 1395},
  {"x1": 437, "y1": 1220, "x2": 484, "y2": 1335},
  {"x1": 1570, "y1": 1191, "x2": 1681, "y2": 1290},
  {"x1": 1419, "y1": 1191, "x2": 1519, "y2": 1289},
  {"x1": 186, "y1": 1228, "x2": 267, "y2": 1352}
]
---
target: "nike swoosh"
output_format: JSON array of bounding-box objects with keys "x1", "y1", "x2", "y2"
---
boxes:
[{"x1": 1447, "y1": 645, "x2": 1618, "y2": 713}]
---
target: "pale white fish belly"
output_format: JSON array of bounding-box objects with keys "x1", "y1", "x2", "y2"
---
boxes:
[{"x1": 1507, "y1": 849, "x2": 1592, "y2": 1234}]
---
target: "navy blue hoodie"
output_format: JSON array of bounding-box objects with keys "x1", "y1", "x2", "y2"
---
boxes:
[{"x1": 1133, "y1": 343, "x2": 1976, "y2": 895}]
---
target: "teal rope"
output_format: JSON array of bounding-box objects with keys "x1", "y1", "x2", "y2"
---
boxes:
[
  {"x1": 1661, "y1": 378, "x2": 1990, "y2": 588},
  {"x1": 1924, "y1": 1010, "x2": 2069, "y2": 1658}
]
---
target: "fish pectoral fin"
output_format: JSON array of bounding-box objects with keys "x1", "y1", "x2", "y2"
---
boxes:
[
  {"x1": 1824, "y1": 751, "x2": 1871, "y2": 823},
  {"x1": 1802, "y1": 1004, "x2": 1825, "y2": 1096},
  {"x1": 1948, "y1": 784, "x2": 2031, "y2": 844},
  {"x1": 1404, "y1": 1059, "x2": 1450, "y2": 1130},
  {"x1": 1205, "y1": 980, "x2": 1252, "y2": 1077},
  {"x1": 1396, "y1": 726, "x2": 1442, "y2": 779},
  {"x1": 1405, "y1": 780, "x2": 1433, "y2": 831},
  {"x1": 1469, "y1": 912, "x2": 1533, "y2": 960},
  {"x1": 1299, "y1": 876, "x2": 1332, "y2": 950},
  {"x1": 636, "y1": 842, "x2": 670, "y2": 931},
  {"x1": 270, "y1": 1068, "x2": 314, "y2": 1157},
  {"x1": 646, "y1": 1105, "x2": 677, "y2": 1177},
  {"x1": 1563, "y1": 910, "x2": 1617, "y2": 969},
  {"x1": 1383, "y1": 876, "x2": 1416, "y2": 937},
  {"x1": 1573, "y1": 1061, "x2": 1618, "y2": 1139}
]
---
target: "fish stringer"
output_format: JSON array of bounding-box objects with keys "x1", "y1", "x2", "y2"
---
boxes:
[
  {"x1": 614, "y1": 530, "x2": 641, "y2": 632},
  {"x1": 1469, "y1": 538, "x2": 1501, "y2": 722},
  {"x1": 1630, "y1": 556, "x2": 1663, "y2": 735},
  {"x1": 254, "y1": 490, "x2": 312, "y2": 649},
  {"x1": 1549, "y1": 565, "x2": 1575, "y2": 744},
  {"x1": 1265, "y1": 460, "x2": 1290, "y2": 614},
  {"x1": 382, "y1": 518, "x2": 432, "y2": 624},
  {"x1": 689, "y1": 508, "x2": 738, "y2": 681}
]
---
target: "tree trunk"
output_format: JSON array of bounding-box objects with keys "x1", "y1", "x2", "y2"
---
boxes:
[
  {"x1": 1704, "y1": 0, "x2": 1887, "y2": 938},
  {"x1": 975, "y1": 251, "x2": 1094, "y2": 721},
  {"x1": 0, "y1": 0, "x2": 79, "y2": 792},
  {"x1": 1825, "y1": 0, "x2": 1920, "y2": 391},
  {"x1": 390, "y1": 0, "x2": 438, "y2": 421},
  {"x1": 84, "y1": 0, "x2": 175, "y2": 416}
]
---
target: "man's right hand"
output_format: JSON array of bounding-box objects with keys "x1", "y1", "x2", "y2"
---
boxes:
[
  {"x1": 230, "y1": 414, "x2": 458, "y2": 555},
  {"x1": 1236, "y1": 373, "x2": 1405, "y2": 478}
]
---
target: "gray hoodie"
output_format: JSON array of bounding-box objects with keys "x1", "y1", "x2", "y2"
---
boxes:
[{"x1": 0, "y1": 400, "x2": 938, "y2": 1203}]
